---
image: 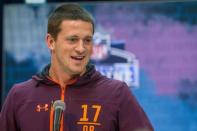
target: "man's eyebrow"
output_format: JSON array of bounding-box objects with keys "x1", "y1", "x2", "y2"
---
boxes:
[
  {"x1": 66, "y1": 35, "x2": 93, "y2": 39},
  {"x1": 67, "y1": 35, "x2": 79, "y2": 38},
  {"x1": 85, "y1": 36, "x2": 93, "y2": 38}
]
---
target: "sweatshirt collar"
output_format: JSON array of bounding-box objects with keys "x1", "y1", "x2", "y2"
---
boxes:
[{"x1": 32, "y1": 63, "x2": 100, "y2": 87}]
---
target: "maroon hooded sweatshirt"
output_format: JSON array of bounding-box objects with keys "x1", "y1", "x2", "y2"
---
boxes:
[{"x1": 0, "y1": 64, "x2": 154, "y2": 131}]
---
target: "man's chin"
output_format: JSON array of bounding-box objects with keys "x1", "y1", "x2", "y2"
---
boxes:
[{"x1": 71, "y1": 68, "x2": 86, "y2": 76}]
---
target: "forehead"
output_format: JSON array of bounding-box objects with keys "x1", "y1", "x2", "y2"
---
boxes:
[{"x1": 59, "y1": 20, "x2": 93, "y2": 36}]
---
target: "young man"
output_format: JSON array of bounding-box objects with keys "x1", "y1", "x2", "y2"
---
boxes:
[{"x1": 0, "y1": 3, "x2": 154, "y2": 131}]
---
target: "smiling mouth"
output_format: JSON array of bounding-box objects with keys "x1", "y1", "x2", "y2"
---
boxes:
[{"x1": 71, "y1": 56, "x2": 85, "y2": 61}]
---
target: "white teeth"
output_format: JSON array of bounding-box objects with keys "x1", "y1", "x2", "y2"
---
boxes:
[
  {"x1": 71, "y1": 56, "x2": 84, "y2": 60},
  {"x1": 76, "y1": 56, "x2": 83, "y2": 58}
]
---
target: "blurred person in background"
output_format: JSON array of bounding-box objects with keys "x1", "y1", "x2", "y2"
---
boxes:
[{"x1": 0, "y1": 3, "x2": 153, "y2": 131}]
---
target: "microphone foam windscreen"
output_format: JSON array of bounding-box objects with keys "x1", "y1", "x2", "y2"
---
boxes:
[{"x1": 53, "y1": 100, "x2": 66, "y2": 110}]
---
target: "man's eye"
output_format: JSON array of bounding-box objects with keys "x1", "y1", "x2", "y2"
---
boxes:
[
  {"x1": 67, "y1": 38, "x2": 78, "y2": 42},
  {"x1": 84, "y1": 38, "x2": 93, "y2": 43}
]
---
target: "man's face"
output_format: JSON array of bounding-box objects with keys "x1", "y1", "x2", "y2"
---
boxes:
[{"x1": 48, "y1": 20, "x2": 93, "y2": 75}]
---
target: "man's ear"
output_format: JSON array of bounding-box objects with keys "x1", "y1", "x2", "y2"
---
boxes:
[{"x1": 46, "y1": 34, "x2": 55, "y2": 50}]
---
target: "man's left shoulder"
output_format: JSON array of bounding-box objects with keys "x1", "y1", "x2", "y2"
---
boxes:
[{"x1": 96, "y1": 76, "x2": 129, "y2": 93}]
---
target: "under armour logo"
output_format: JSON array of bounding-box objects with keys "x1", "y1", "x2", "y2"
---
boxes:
[{"x1": 36, "y1": 104, "x2": 49, "y2": 112}]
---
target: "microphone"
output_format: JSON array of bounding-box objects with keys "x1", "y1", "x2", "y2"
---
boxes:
[{"x1": 53, "y1": 100, "x2": 66, "y2": 131}]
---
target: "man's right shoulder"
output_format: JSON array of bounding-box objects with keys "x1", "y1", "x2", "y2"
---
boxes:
[{"x1": 11, "y1": 78, "x2": 38, "y2": 94}]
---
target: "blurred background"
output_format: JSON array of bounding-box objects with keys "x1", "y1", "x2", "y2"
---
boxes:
[{"x1": 1, "y1": 0, "x2": 197, "y2": 131}]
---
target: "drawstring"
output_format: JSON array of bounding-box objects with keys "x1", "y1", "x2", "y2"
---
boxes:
[{"x1": 50, "y1": 101, "x2": 54, "y2": 131}]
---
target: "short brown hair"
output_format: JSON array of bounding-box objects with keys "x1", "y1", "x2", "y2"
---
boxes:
[{"x1": 47, "y1": 3, "x2": 94, "y2": 40}]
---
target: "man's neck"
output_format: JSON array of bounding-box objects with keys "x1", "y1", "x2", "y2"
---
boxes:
[{"x1": 49, "y1": 65, "x2": 78, "y2": 88}]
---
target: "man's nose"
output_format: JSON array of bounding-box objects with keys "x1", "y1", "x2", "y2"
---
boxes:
[{"x1": 75, "y1": 40, "x2": 86, "y2": 53}]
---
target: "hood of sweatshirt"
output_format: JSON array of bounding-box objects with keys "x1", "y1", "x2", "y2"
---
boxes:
[{"x1": 32, "y1": 63, "x2": 103, "y2": 88}]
